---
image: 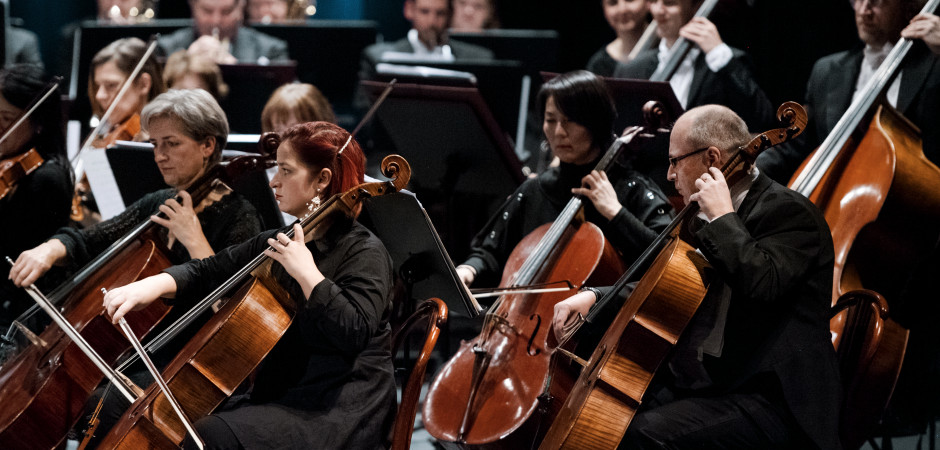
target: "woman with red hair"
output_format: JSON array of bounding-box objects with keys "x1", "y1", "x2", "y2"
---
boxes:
[{"x1": 102, "y1": 121, "x2": 396, "y2": 449}]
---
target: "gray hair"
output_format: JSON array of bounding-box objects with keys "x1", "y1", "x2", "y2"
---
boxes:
[
  {"x1": 140, "y1": 89, "x2": 229, "y2": 165},
  {"x1": 683, "y1": 104, "x2": 751, "y2": 163}
]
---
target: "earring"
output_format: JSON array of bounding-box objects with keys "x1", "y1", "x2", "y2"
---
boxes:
[{"x1": 306, "y1": 195, "x2": 321, "y2": 213}]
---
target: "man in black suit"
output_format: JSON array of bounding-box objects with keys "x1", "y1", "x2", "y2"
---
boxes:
[
  {"x1": 553, "y1": 104, "x2": 840, "y2": 449},
  {"x1": 158, "y1": 0, "x2": 288, "y2": 64},
  {"x1": 360, "y1": 0, "x2": 493, "y2": 77},
  {"x1": 613, "y1": 0, "x2": 774, "y2": 133},
  {"x1": 757, "y1": 1, "x2": 940, "y2": 182}
]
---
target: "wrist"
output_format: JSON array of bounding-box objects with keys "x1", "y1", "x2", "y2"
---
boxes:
[{"x1": 579, "y1": 286, "x2": 602, "y2": 303}]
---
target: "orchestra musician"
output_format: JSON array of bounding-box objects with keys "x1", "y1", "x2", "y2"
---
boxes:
[
  {"x1": 757, "y1": 1, "x2": 940, "y2": 182},
  {"x1": 456, "y1": 70, "x2": 673, "y2": 289},
  {"x1": 614, "y1": 0, "x2": 775, "y2": 132},
  {"x1": 586, "y1": 0, "x2": 650, "y2": 77},
  {"x1": 10, "y1": 88, "x2": 263, "y2": 447},
  {"x1": 0, "y1": 64, "x2": 73, "y2": 336},
  {"x1": 553, "y1": 104, "x2": 841, "y2": 449},
  {"x1": 102, "y1": 121, "x2": 397, "y2": 449}
]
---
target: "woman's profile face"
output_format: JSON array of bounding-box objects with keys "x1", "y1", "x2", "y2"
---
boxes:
[
  {"x1": 269, "y1": 141, "x2": 321, "y2": 218},
  {"x1": 93, "y1": 60, "x2": 149, "y2": 126},
  {"x1": 148, "y1": 116, "x2": 214, "y2": 189},
  {"x1": 543, "y1": 96, "x2": 598, "y2": 165}
]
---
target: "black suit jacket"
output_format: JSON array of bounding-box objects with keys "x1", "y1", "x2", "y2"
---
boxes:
[
  {"x1": 758, "y1": 43, "x2": 940, "y2": 182},
  {"x1": 614, "y1": 47, "x2": 776, "y2": 132},
  {"x1": 692, "y1": 172, "x2": 841, "y2": 450},
  {"x1": 157, "y1": 27, "x2": 289, "y2": 63}
]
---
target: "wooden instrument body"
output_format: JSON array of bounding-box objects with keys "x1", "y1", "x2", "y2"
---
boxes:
[
  {"x1": 97, "y1": 275, "x2": 295, "y2": 449},
  {"x1": 538, "y1": 236, "x2": 709, "y2": 449},
  {"x1": 0, "y1": 148, "x2": 43, "y2": 200},
  {"x1": 0, "y1": 235, "x2": 172, "y2": 449},
  {"x1": 423, "y1": 220, "x2": 626, "y2": 448}
]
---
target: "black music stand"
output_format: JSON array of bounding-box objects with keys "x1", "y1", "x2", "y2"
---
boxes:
[
  {"x1": 360, "y1": 192, "x2": 481, "y2": 357},
  {"x1": 218, "y1": 62, "x2": 297, "y2": 133},
  {"x1": 449, "y1": 29, "x2": 560, "y2": 74}
]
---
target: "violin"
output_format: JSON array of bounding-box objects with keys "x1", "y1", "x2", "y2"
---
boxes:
[
  {"x1": 0, "y1": 149, "x2": 43, "y2": 201},
  {"x1": 0, "y1": 77, "x2": 62, "y2": 201}
]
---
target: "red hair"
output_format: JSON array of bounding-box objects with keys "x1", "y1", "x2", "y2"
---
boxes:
[{"x1": 280, "y1": 121, "x2": 365, "y2": 199}]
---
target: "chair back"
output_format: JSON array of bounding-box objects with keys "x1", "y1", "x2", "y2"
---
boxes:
[{"x1": 389, "y1": 297, "x2": 448, "y2": 450}]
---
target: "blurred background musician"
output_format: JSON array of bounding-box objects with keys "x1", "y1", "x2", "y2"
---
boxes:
[
  {"x1": 72, "y1": 36, "x2": 166, "y2": 227},
  {"x1": 586, "y1": 0, "x2": 650, "y2": 77},
  {"x1": 261, "y1": 82, "x2": 336, "y2": 134},
  {"x1": 163, "y1": 49, "x2": 230, "y2": 102},
  {"x1": 614, "y1": 0, "x2": 775, "y2": 132},
  {"x1": 455, "y1": 70, "x2": 673, "y2": 289},
  {"x1": 158, "y1": 0, "x2": 289, "y2": 64},
  {"x1": 245, "y1": 0, "x2": 310, "y2": 24},
  {"x1": 102, "y1": 121, "x2": 396, "y2": 450},
  {"x1": 0, "y1": 64, "x2": 73, "y2": 336},
  {"x1": 450, "y1": 0, "x2": 501, "y2": 32}
]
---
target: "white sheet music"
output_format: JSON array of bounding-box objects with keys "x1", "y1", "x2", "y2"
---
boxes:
[{"x1": 81, "y1": 148, "x2": 126, "y2": 220}]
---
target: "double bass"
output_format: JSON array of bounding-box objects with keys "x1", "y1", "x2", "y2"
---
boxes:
[
  {"x1": 787, "y1": 0, "x2": 940, "y2": 445},
  {"x1": 0, "y1": 141, "x2": 276, "y2": 449},
  {"x1": 538, "y1": 102, "x2": 807, "y2": 449},
  {"x1": 422, "y1": 103, "x2": 672, "y2": 448},
  {"x1": 95, "y1": 154, "x2": 411, "y2": 448}
]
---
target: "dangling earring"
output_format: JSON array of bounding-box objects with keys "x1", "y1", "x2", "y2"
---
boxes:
[{"x1": 304, "y1": 188, "x2": 322, "y2": 215}]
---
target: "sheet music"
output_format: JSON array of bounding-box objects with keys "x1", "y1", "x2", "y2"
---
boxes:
[{"x1": 81, "y1": 147, "x2": 126, "y2": 220}]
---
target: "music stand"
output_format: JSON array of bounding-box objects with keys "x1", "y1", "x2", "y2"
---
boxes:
[
  {"x1": 360, "y1": 79, "x2": 525, "y2": 267},
  {"x1": 540, "y1": 72, "x2": 684, "y2": 198},
  {"x1": 360, "y1": 192, "x2": 481, "y2": 356},
  {"x1": 218, "y1": 62, "x2": 297, "y2": 133},
  {"x1": 449, "y1": 29, "x2": 561, "y2": 74}
]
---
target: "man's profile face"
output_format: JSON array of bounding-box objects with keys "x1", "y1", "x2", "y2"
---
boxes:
[
  {"x1": 405, "y1": 0, "x2": 450, "y2": 48},
  {"x1": 192, "y1": 0, "x2": 244, "y2": 41},
  {"x1": 853, "y1": 0, "x2": 907, "y2": 46}
]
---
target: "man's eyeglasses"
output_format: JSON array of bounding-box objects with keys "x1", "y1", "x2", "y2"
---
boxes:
[{"x1": 668, "y1": 147, "x2": 709, "y2": 168}]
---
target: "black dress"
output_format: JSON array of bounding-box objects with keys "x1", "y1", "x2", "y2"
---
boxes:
[
  {"x1": 586, "y1": 47, "x2": 619, "y2": 78},
  {"x1": 460, "y1": 159, "x2": 674, "y2": 287},
  {"x1": 0, "y1": 158, "x2": 73, "y2": 330},
  {"x1": 164, "y1": 219, "x2": 397, "y2": 449}
]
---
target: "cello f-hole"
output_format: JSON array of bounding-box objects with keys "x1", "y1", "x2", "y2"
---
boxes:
[{"x1": 527, "y1": 313, "x2": 542, "y2": 356}]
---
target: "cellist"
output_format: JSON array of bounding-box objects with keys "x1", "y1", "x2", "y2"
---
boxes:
[
  {"x1": 8, "y1": 89, "x2": 263, "y2": 447},
  {"x1": 103, "y1": 122, "x2": 397, "y2": 449},
  {"x1": 0, "y1": 64, "x2": 74, "y2": 338},
  {"x1": 553, "y1": 105, "x2": 840, "y2": 449},
  {"x1": 456, "y1": 70, "x2": 674, "y2": 289}
]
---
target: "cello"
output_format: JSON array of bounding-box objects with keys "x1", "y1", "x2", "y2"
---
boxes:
[
  {"x1": 422, "y1": 103, "x2": 672, "y2": 448},
  {"x1": 786, "y1": 0, "x2": 940, "y2": 445},
  {"x1": 538, "y1": 102, "x2": 807, "y2": 449},
  {"x1": 95, "y1": 154, "x2": 411, "y2": 449},
  {"x1": 0, "y1": 140, "x2": 276, "y2": 450}
]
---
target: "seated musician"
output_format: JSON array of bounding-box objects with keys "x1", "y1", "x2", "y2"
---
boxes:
[
  {"x1": 757, "y1": 0, "x2": 940, "y2": 182},
  {"x1": 158, "y1": 0, "x2": 289, "y2": 65},
  {"x1": 614, "y1": 0, "x2": 775, "y2": 132},
  {"x1": 0, "y1": 65, "x2": 74, "y2": 337},
  {"x1": 164, "y1": 50, "x2": 230, "y2": 102},
  {"x1": 553, "y1": 104, "x2": 841, "y2": 449},
  {"x1": 456, "y1": 70, "x2": 674, "y2": 289},
  {"x1": 102, "y1": 121, "x2": 396, "y2": 449},
  {"x1": 9, "y1": 88, "x2": 263, "y2": 447}
]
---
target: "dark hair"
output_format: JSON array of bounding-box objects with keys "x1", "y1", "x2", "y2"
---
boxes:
[
  {"x1": 280, "y1": 121, "x2": 365, "y2": 199},
  {"x1": 88, "y1": 37, "x2": 166, "y2": 117},
  {"x1": 537, "y1": 70, "x2": 617, "y2": 150},
  {"x1": 0, "y1": 64, "x2": 69, "y2": 166}
]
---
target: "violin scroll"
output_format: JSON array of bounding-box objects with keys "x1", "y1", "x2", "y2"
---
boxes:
[{"x1": 739, "y1": 101, "x2": 807, "y2": 162}]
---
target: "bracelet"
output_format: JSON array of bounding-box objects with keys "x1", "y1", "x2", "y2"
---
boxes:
[{"x1": 578, "y1": 286, "x2": 602, "y2": 301}]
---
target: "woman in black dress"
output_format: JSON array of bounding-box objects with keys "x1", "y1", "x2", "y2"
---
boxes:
[
  {"x1": 0, "y1": 64, "x2": 74, "y2": 335},
  {"x1": 103, "y1": 121, "x2": 397, "y2": 449}
]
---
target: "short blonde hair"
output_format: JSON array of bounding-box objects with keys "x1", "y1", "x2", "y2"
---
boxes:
[
  {"x1": 261, "y1": 82, "x2": 335, "y2": 132},
  {"x1": 163, "y1": 50, "x2": 229, "y2": 101}
]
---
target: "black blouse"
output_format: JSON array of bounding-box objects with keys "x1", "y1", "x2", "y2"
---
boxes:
[
  {"x1": 0, "y1": 158, "x2": 73, "y2": 328},
  {"x1": 461, "y1": 160, "x2": 675, "y2": 286},
  {"x1": 163, "y1": 219, "x2": 397, "y2": 449}
]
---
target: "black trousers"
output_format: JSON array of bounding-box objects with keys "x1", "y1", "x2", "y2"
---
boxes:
[{"x1": 619, "y1": 379, "x2": 815, "y2": 450}]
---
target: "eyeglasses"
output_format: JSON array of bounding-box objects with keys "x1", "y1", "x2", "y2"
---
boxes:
[{"x1": 668, "y1": 147, "x2": 709, "y2": 168}]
